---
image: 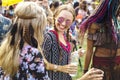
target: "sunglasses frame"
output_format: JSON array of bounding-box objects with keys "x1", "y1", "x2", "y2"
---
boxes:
[{"x1": 57, "y1": 17, "x2": 72, "y2": 26}]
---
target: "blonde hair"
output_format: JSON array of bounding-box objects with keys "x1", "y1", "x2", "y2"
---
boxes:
[
  {"x1": 54, "y1": 4, "x2": 75, "y2": 21},
  {"x1": 53, "y1": 4, "x2": 75, "y2": 40},
  {"x1": 0, "y1": 2, "x2": 46, "y2": 76}
]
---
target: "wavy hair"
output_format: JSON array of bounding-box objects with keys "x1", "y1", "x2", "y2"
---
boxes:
[{"x1": 0, "y1": 2, "x2": 47, "y2": 76}]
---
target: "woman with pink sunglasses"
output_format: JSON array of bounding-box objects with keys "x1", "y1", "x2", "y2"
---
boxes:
[
  {"x1": 42, "y1": 4, "x2": 104, "y2": 80},
  {"x1": 42, "y1": 4, "x2": 76, "y2": 80}
]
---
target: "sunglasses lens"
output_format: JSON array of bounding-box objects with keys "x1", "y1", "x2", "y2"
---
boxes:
[
  {"x1": 66, "y1": 20, "x2": 71, "y2": 26},
  {"x1": 57, "y1": 17, "x2": 72, "y2": 26},
  {"x1": 57, "y1": 17, "x2": 64, "y2": 24}
]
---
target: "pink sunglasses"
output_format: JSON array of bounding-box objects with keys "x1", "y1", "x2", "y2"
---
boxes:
[{"x1": 57, "y1": 17, "x2": 72, "y2": 26}]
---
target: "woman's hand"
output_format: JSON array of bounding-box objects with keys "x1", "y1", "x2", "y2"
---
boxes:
[
  {"x1": 44, "y1": 58, "x2": 78, "y2": 74},
  {"x1": 77, "y1": 68, "x2": 104, "y2": 80},
  {"x1": 59, "y1": 64, "x2": 78, "y2": 74}
]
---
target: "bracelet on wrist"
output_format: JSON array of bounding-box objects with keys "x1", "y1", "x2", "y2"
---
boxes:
[{"x1": 54, "y1": 65, "x2": 58, "y2": 72}]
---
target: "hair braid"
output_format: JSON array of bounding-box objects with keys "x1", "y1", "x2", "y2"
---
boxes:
[{"x1": 23, "y1": 24, "x2": 32, "y2": 45}]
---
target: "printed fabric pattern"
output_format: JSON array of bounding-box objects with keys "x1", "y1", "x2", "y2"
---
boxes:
[
  {"x1": 0, "y1": 15, "x2": 11, "y2": 42},
  {"x1": 42, "y1": 31, "x2": 72, "y2": 80},
  {"x1": 0, "y1": 45, "x2": 50, "y2": 80}
]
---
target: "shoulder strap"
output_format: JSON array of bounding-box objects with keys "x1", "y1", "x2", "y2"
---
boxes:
[
  {"x1": 47, "y1": 32, "x2": 53, "y2": 44},
  {"x1": 38, "y1": 32, "x2": 54, "y2": 66}
]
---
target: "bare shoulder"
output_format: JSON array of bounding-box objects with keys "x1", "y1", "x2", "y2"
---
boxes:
[{"x1": 88, "y1": 23, "x2": 100, "y2": 34}]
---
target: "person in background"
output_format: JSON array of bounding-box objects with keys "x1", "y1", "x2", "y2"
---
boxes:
[
  {"x1": 0, "y1": 0, "x2": 12, "y2": 44},
  {"x1": 0, "y1": 0, "x2": 3, "y2": 14},
  {"x1": 4, "y1": 6, "x2": 14, "y2": 18},
  {"x1": 8, "y1": 6, "x2": 14, "y2": 19},
  {"x1": 69, "y1": 1, "x2": 89, "y2": 52},
  {"x1": 77, "y1": 1, "x2": 89, "y2": 21},
  {"x1": 24, "y1": 0, "x2": 53, "y2": 30},
  {"x1": 34, "y1": 0, "x2": 53, "y2": 21},
  {"x1": 0, "y1": 2, "x2": 50, "y2": 80},
  {"x1": 42, "y1": 4, "x2": 104, "y2": 80},
  {"x1": 34, "y1": 0, "x2": 53, "y2": 32},
  {"x1": 45, "y1": 1, "x2": 60, "y2": 31},
  {"x1": 0, "y1": 14, "x2": 12, "y2": 44},
  {"x1": 87, "y1": 2, "x2": 95, "y2": 15},
  {"x1": 79, "y1": 0, "x2": 120, "y2": 80},
  {"x1": 50, "y1": 1, "x2": 60, "y2": 13},
  {"x1": 73, "y1": 1, "x2": 79, "y2": 9}
]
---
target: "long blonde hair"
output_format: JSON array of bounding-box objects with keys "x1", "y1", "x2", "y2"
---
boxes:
[{"x1": 0, "y1": 2, "x2": 47, "y2": 76}]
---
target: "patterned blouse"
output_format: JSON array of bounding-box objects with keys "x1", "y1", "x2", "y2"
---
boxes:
[
  {"x1": 0, "y1": 45, "x2": 50, "y2": 80},
  {"x1": 42, "y1": 30, "x2": 72, "y2": 80},
  {"x1": 0, "y1": 14, "x2": 11, "y2": 42}
]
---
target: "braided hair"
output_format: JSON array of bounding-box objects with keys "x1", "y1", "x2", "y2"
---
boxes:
[{"x1": 53, "y1": 4, "x2": 75, "y2": 60}]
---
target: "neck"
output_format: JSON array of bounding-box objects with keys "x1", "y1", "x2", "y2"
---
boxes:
[
  {"x1": 53, "y1": 28, "x2": 64, "y2": 35},
  {"x1": 58, "y1": 31, "x2": 64, "y2": 36}
]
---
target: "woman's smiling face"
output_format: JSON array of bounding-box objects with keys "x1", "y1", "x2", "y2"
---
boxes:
[{"x1": 55, "y1": 10, "x2": 73, "y2": 32}]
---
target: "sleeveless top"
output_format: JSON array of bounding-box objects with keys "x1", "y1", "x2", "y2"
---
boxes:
[{"x1": 87, "y1": 23, "x2": 117, "y2": 50}]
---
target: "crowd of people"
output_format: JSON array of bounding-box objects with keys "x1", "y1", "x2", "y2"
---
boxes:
[{"x1": 0, "y1": 0, "x2": 119, "y2": 80}]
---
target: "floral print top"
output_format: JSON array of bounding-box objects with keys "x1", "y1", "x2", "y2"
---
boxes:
[{"x1": 0, "y1": 45, "x2": 50, "y2": 80}]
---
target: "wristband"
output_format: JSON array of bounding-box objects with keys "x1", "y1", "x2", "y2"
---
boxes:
[{"x1": 54, "y1": 65, "x2": 58, "y2": 72}]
